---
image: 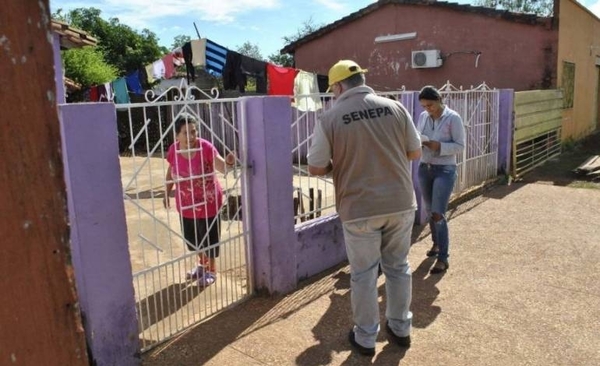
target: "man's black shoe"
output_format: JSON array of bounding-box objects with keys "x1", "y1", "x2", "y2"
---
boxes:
[
  {"x1": 385, "y1": 322, "x2": 411, "y2": 348},
  {"x1": 348, "y1": 330, "x2": 375, "y2": 356}
]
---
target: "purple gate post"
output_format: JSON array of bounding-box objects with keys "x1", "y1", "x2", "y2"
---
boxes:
[
  {"x1": 60, "y1": 103, "x2": 140, "y2": 366},
  {"x1": 240, "y1": 97, "x2": 297, "y2": 295},
  {"x1": 498, "y1": 89, "x2": 514, "y2": 175}
]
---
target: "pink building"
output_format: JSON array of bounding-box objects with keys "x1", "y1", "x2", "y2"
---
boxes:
[{"x1": 281, "y1": 0, "x2": 558, "y2": 91}]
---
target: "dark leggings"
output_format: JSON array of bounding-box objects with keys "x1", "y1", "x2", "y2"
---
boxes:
[{"x1": 180, "y1": 216, "x2": 220, "y2": 258}]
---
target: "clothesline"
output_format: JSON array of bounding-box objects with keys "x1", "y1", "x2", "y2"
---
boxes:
[{"x1": 82, "y1": 38, "x2": 330, "y2": 111}]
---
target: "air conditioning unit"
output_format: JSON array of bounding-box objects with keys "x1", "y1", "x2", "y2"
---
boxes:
[{"x1": 411, "y1": 50, "x2": 442, "y2": 68}]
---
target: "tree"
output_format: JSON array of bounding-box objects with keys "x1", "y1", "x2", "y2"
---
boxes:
[
  {"x1": 237, "y1": 41, "x2": 264, "y2": 61},
  {"x1": 270, "y1": 17, "x2": 325, "y2": 67},
  {"x1": 282, "y1": 17, "x2": 325, "y2": 45},
  {"x1": 474, "y1": 0, "x2": 554, "y2": 16},
  {"x1": 62, "y1": 47, "x2": 118, "y2": 86},
  {"x1": 52, "y1": 7, "x2": 169, "y2": 74},
  {"x1": 267, "y1": 53, "x2": 293, "y2": 67},
  {"x1": 171, "y1": 34, "x2": 192, "y2": 49}
]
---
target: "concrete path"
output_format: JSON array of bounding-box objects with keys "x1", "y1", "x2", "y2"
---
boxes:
[{"x1": 142, "y1": 182, "x2": 600, "y2": 366}]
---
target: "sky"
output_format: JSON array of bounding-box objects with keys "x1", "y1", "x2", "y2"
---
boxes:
[{"x1": 50, "y1": 0, "x2": 600, "y2": 58}]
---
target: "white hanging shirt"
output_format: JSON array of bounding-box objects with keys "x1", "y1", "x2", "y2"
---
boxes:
[
  {"x1": 152, "y1": 59, "x2": 166, "y2": 80},
  {"x1": 293, "y1": 70, "x2": 322, "y2": 112}
]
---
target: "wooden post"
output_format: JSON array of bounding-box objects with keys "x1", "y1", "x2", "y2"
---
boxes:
[
  {"x1": 0, "y1": 1, "x2": 89, "y2": 365},
  {"x1": 297, "y1": 188, "x2": 306, "y2": 222},
  {"x1": 309, "y1": 188, "x2": 315, "y2": 220},
  {"x1": 293, "y1": 197, "x2": 299, "y2": 224},
  {"x1": 316, "y1": 189, "x2": 323, "y2": 217}
]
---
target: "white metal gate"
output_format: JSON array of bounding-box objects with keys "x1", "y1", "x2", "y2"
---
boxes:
[
  {"x1": 116, "y1": 81, "x2": 252, "y2": 351},
  {"x1": 290, "y1": 89, "x2": 417, "y2": 223},
  {"x1": 288, "y1": 86, "x2": 498, "y2": 223},
  {"x1": 439, "y1": 82, "x2": 500, "y2": 194}
]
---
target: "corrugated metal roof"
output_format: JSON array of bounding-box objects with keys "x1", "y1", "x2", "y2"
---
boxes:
[
  {"x1": 51, "y1": 20, "x2": 98, "y2": 49},
  {"x1": 280, "y1": 0, "x2": 552, "y2": 54}
]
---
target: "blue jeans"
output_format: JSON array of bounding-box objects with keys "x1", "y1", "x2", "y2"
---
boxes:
[
  {"x1": 342, "y1": 210, "x2": 414, "y2": 348},
  {"x1": 418, "y1": 163, "x2": 457, "y2": 262}
]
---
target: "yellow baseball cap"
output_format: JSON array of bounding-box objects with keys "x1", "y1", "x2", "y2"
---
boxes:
[{"x1": 327, "y1": 60, "x2": 368, "y2": 92}]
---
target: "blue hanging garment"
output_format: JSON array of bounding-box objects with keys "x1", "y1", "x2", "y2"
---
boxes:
[
  {"x1": 205, "y1": 39, "x2": 228, "y2": 75},
  {"x1": 112, "y1": 78, "x2": 130, "y2": 104},
  {"x1": 125, "y1": 70, "x2": 143, "y2": 95}
]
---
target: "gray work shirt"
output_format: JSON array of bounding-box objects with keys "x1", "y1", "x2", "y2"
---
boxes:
[{"x1": 308, "y1": 85, "x2": 421, "y2": 222}]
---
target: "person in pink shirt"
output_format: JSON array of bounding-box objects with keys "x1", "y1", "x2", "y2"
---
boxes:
[{"x1": 163, "y1": 113, "x2": 235, "y2": 287}]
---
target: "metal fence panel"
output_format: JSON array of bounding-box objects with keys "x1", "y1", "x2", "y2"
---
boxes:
[
  {"x1": 291, "y1": 85, "x2": 499, "y2": 223},
  {"x1": 117, "y1": 84, "x2": 252, "y2": 351}
]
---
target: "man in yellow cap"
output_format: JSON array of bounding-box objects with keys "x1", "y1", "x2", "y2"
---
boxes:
[{"x1": 308, "y1": 60, "x2": 422, "y2": 357}]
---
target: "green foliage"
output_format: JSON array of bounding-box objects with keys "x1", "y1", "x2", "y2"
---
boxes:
[
  {"x1": 237, "y1": 41, "x2": 264, "y2": 61},
  {"x1": 274, "y1": 17, "x2": 325, "y2": 67},
  {"x1": 473, "y1": 0, "x2": 554, "y2": 16},
  {"x1": 52, "y1": 7, "x2": 169, "y2": 75},
  {"x1": 171, "y1": 34, "x2": 192, "y2": 49},
  {"x1": 282, "y1": 16, "x2": 325, "y2": 45},
  {"x1": 62, "y1": 47, "x2": 118, "y2": 86},
  {"x1": 268, "y1": 53, "x2": 293, "y2": 67},
  {"x1": 53, "y1": 8, "x2": 69, "y2": 22}
]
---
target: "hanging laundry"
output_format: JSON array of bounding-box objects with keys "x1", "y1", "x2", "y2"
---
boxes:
[
  {"x1": 317, "y1": 74, "x2": 329, "y2": 93},
  {"x1": 125, "y1": 71, "x2": 143, "y2": 95},
  {"x1": 241, "y1": 55, "x2": 267, "y2": 94},
  {"x1": 205, "y1": 39, "x2": 228, "y2": 75},
  {"x1": 172, "y1": 47, "x2": 185, "y2": 67},
  {"x1": 145, "y1": 64, "x2": 156, "y2": 84},
  {"x1": 190, "y1": 39, "x2": 207, "y2": 66},
  {"x1": 162, "y1": 54, "x2": 175, "y2": 79},
  {"x1": 138, "y1": 66, "x2": 151, "y2": 90},
  {"x1": 293, "y1": 70, "x2": 322, "y2": 112},
  {"x1": 125, "y1": 70, "x2": 144, "y2": 94},
  {"x1": 182, "y1": 41, "x2": 195, "y2": 82},
  {"x1": 223, "y1": 51, "x2": 244, "y2": 92},
  {"x1": 99, "y1": 82, "x2": 114, "y2": 102},
  {"x1": 97, "y1": 84, "x2": 107, "y2": 102},
  {"x1": 112, "y1": 78, "x2": 130, "y2": 104},
  {"x1": 152, "y1": 59, "x2": 166, "y2": 80},
  {"x1": 267, "y1": 64, "x2": 299, "y2": 96},
  {"x1": 89, "y1": 86, "x2": 100, "y2": 102}
]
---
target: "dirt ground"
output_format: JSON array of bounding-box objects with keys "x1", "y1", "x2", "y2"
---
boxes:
[
  {"x1": 142, "y1": 132, "x2": 600, "y2": 366},
  {"x1": 520, "y1": 130, "x2": 600, "y2": 189}
]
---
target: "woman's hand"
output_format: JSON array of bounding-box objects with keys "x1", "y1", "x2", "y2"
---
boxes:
[
  {"x1": 225, "y1": 152, "x2": 236, "y2": 166},
  {"x1": 163, "y1": 195, "x2": 170, "y2": 209},
  {"x1": 422, "y1": 140, "x2": 441, "y2": 151}
]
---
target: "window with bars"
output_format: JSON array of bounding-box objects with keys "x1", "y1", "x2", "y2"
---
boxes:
[{"x1": 562, "y1": 61, "x2": 575, "y2": 108}]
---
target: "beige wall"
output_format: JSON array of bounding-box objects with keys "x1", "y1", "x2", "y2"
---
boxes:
[{"x1": 558, "y1": 0, "x2": 600, "y2": 140}]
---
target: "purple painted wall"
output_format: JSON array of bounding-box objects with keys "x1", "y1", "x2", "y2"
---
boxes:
[
  {"x1": 295, "y1": 215, "x2": 345, "y2": 280},
  {"x1": 53, "y1": 33, "x2": 66, "y2": 104},
  {"x1": 241, "y1": 97, "x2": 297, "y2": 294},
  {"x1": 59, "y1": 103, "x2": 140, "y2": 366}
]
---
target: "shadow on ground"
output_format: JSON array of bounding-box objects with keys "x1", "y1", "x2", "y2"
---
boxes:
[
  {"x1": 142, "y1": 263, "x2": 351, "y2": 366},
  {"x1": 142, "y1": 222, "x2": 441, "y2": 366},
  {"x1": 137, "y1": 282, "x2": 204, "y2": 331},
  {"x1": 519, "y1": 130, "x2": 600, "y2": 188}
]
